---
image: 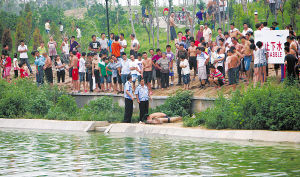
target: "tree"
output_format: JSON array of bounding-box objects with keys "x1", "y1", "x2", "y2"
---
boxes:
[
  {"x1": 25, "y1": 3, "x2": 31, "y2": 13},
  {"x1": 25, "y1": 11, "x2": 33, "y2": 44},
  {"x1": 241, "y1": 0, "x2": 247, "y2": 15},
  {"x1": 50, "y1": 23, "x2": 61, "y2": 42},
  {"x1": 15, "y1": 20, "x2": 25, "y2": 49},
  {"x1": 287, "y1": 0, "x2": 299, "y2": 32},
  {"x1": 33, "y1": 28, "x2": 42, "y2": 50},
  {"x1": 0, "y1": 23, "x2": 3, "y2": 43},
  {"x1": 140, "y1": 0, "x2": 154, "y2": 47},
  {"x1": 167, "y1": 0, "x2": 172, "y2": 44},
  {"x1": 154, "y1": 0, "x2": 159, "y2": 48},
  {"x1": 1, "y1": 29, "x2": 12, "y2": 51},
  {"x1": 190, "y1": 0, "x2": 197, "y2": 37},
  {"x1": 127, "y1": 0, "x2": 136, "y2": 35},
  {"x1": 216, "y1": 0, "x2": 221, "y2": 29}
]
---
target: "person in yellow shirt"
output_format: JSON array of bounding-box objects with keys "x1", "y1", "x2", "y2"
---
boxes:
[{"x1": 37, "y1": 42, "x2": 47, "y2": 55}]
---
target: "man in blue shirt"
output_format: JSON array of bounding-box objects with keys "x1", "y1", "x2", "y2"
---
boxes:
[
  {"x1": 33, "y1": 50, "x2": 45, "y2": 86},
  {"x1": 135, "y1": 78, "x2": 151, "y2": 122},
  {"x1": 121, "y1": 53, "x2": 131, "y2": 85},
  {"x1": 124, "y1": 74, "x2": 134, "y2": 123}
]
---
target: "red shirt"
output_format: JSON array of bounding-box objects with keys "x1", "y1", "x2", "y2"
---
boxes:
[
  {"x1": 111, "y1": 42, "x2": 122, "y2": 58},
  {"x1": 5, "y1": 56, "x2": 11, "y2": 67},
  {"x1": 195, "y1": 40, "x2": 200, "y2": 47}
]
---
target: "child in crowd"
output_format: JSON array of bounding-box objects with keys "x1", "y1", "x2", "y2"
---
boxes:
[
  {"x1": 129, "y1": 54, "x2": 139, "y2": 91},
  {"x1": 99, "y1": 56, "x2": 107, "y2": 92},
  {"x1": 166, "y1": 45, "x2": 174, "y2": 86},
  {"x1": 13, "y1": 53, "x2": 19, "y2": 78},
  {"x1": 136, "y1": 53, "x2": 143, "y2": 84},
  {"x1": 105, "y1": 58, "x2": 112, "y2": 92},
  {"x1": 19, "y1": 63, "x2": 29, "y2": 78},
  {"x1": 197, "y1": 47, "x2": 209, "y2": 89},
  {"x1": 209, "y1": 65, "x2": 225, "y2": 88},
  {"x1": 179, "y1": 55, "x2": 190, "y2": 90},
  {"x1": 3, "y1": 54, "x2": 11, "y2": 82},
  {"x1": 79, "y1": 52, "x2": 87, "y2": 92}
]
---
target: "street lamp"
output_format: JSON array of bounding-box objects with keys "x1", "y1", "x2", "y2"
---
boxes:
[{"x1": 105, "y1": 0, "x2": 110, "y2": 36}]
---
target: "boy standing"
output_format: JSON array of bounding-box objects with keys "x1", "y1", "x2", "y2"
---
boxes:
[
  {"x1": 71, "y1": 51, "x2": 79, "y2": 92},
  {"x1": 179, "y1": 56, "x2": 190, "y2": 90},
  {"x1": 79, "y1": 52, "x2": 87, "y2": 92},
  {"x1": 197, "y1": 47, "x2": 209, "y2": 88}
]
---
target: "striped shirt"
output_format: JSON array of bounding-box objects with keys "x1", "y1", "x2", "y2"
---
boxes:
[{"x1": 210, "y1": 69, "x2": 225, "y2": 83}]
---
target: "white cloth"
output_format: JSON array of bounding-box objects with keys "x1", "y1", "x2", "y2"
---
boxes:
[
  {"x1": 45, "y1": 22, "x2": 50, "y2": 30},
  {"x1": 242, "y1": 28, "x2": 253, "y2": 36},
  {"x1": 203, "y1": 28, "x2": 212, "y2": 42},
  {"x1": 18, "y1": 45, "x2": 28, "y2": 58},
  {"x1": 180, "y1": 59, "x2": 190, "y2": 75},
  {"x1": 119, "y1": 39, "x2": 127, "y2": 53},
  {"x1": 76, "y1": 28, "x2": 81, "y2": 38},
  {"x1": 197, "y1": 52, "x2": 208, "y2": 67},
  {"x1": 136, "y1": 60, "x2": 142, "y2": 76},
  {"x1": 129, "y1": 60, "x2": 139, "y2": 75},
  {"x1": 216, "y1": 53, "x2": 225, "y2": 67},
  {"x1": 79, "y1": 57, "x2": 86, "y2": 73},
  {"x1": 131, "y1": 39, "x2": 139, "y2": 49},
  {"x1": 225, "y1": 37, "x2": 232, "y2": 52},
  {"x1": 60, "y1": 25, "x2": 63, "y2": 32},
  {"x1": 62, "y1": 41, "x2": 69, "y2": 54},
  {"x1": 99, "y1": 38, "x2": 108, "y2": 49},
  {"x1": 13, "y1": 58, "x2": 18, "y2": 68}
]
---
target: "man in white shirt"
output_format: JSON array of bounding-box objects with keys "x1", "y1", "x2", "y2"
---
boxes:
[
  {"x1": 60, "y1": 37, "x2": 70, "y2": 64},
  {"x1": 76, "y1": 26, "x2": 81, "y2": 39},
  {"x1": 79, "y1": 52, "x2": 87, "y2": 92},
  {"x1": 130, "y1": 33, "x2": 140, "y2": 59},
  {"x1": 224, "y1": 32, "x2": 232, "y2": 52},
  {"x1": 45, "y1": 20, "x2": 50, "y2": 34},
  {"x1": 59, "y1": 22, "x2": 63, "y2": 34},
  {"x1": 229, "y1": 23, "x2": 243, "y2": 38},
  {"x1": 99, "y1": 33, "x2": 109, "y2": 55},
  {"x1": 119, "y1": 33, "x2": 127, "y2": 56},
  {"x1": 129, "y1": 54, "x2": 140, "y2": 91},
  {"x1": 197, "y1": 47, "x2": 209, "y2": 88},
  {"x1": 242, "y1": 23, "x2": 253, "y2": 36},
  {"x1": 18, "y1": 40, "x2": 32, "y2": 74},
  {"x1": 261, "y1": 22, "x2": 270, "y2": 30},
  {"x1": 203, "y1": 23, "x2": 212, "y2": 42}
]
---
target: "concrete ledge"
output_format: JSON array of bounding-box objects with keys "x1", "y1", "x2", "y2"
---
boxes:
[
  {"x1": 71, "y1": 93, "x2": 216, "y2": 112},
  {"x1": 0, "y1": 119, "x2": 109, "y2": 132},
  {"x1": 108, "y1": 123, "x2": 300, "y2": 143}
]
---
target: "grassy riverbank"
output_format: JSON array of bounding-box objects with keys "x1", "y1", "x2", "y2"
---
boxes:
[
  {"x1": 0, "y1": 79, "x2": 192, "y2": 122},
  {"x1": 183, "y1": 80, "x2": 300, "y2": 131}
]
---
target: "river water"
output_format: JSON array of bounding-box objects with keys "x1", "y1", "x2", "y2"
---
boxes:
[{"x1": 0, "y1": 129, "x2": 299, "y2": 176}]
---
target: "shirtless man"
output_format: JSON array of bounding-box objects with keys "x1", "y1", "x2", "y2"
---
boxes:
[
  {"x1": 287, "y1": 36, "x2": 298, "y2": 52},
  {"x1": 188, "y1": 40, "x2": 198, "y2": 80},
  {"x1": 229, "y1": 23, "x2": 243, "y2": 39},
  {"x1": 241, "y1": 36, "x2": 252, "y2": 82},
  {"x1": 170, "y1": 12, "x2": 177, "y2": 41},
  {"x1": 142, "y1": 52, "x2": 153, "y2": 93},
  {"x1": 70, "y1": 51, "x2": 79, "y2": 92},
  {"x1": 227, "y1": 49, "x2": 239, "y2": 90},
  {"x1": 43, "y1": 53, "x2": 53, "y2": 86},
  {"x1": 144, "y1": 112, "x2": 182, "y2": 124}
]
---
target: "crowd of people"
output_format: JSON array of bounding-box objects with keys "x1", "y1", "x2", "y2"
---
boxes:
[{"x1": 1, "y1": 18, "x2": 299, "y2": 123}]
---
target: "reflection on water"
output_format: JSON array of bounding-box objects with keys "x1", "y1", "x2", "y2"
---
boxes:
[{"x1": 0, "y1": 129, "x2": 300, "y2": 176}]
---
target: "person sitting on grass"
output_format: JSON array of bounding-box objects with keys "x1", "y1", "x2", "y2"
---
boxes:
[
  {"x1": 208, "y1": 65, "x2": 225, "y2": 89},
  {"x1": 143, "y1": 113, "x2": 182, "y2": 124}
]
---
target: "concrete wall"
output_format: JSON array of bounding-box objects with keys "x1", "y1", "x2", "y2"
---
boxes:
[{"x1": 71, "y1": 93, "x2": 215, "y2": 113}]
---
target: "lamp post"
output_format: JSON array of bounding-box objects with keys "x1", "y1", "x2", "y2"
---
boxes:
[{"x1": 105, "y1": 0, "x2": 110, "y2": 36}]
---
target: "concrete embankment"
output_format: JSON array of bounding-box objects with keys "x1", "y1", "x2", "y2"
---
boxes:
[
  {"x1": 0, "y1": 119, "x2": 109, "y2": 132},
  {"x1": 71, "y1": 93, "x2": 216, "y2": 112},
  {"x1": 107, "y1": 123, "x2": 300, "y2": 143}
]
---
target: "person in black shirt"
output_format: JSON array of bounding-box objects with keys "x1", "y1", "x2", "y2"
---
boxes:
[
  {"x1": 89, "y1": 35, "x2": 101, "y2": 53},
  {"x1": 284, "y1": 47, "x2": 298, "y2": 82}
]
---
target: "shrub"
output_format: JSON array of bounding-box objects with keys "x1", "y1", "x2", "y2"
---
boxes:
[
  {"x1": 153, "y1": 90, "x2": 193, "y2": 117},
  {"x1": 28, "y1": 93, "x2": 53, "y2": 116},
  {"x1": 184, "y1": 82, "x2": 300, "y2": 130}
]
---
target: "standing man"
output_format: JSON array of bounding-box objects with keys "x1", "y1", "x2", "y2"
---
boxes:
[
  {"x1": 242, "y1": 23, "x2": 253, "y2": 36},
  {"x1": 33, "y1": 51, "x2": 45, "y2": 86},
  {"x1": 71, "y1": 51, "x2": 79, "y2": 92},
  {"x1": 142, "y1": 52, "x2": 153, "y2": 95},
  {"x1": 241, "y1": 36, "x2": 252, "y2": 83},
  {"x1": 229, "y1": 23, "x2": 243, "y2": 38},
  {"x1": 135, "y1": 78, "x2": 151, "y2": 123},
  {"x1": 216, "y1": 28, "x2": 224, "y2": 47},
  {"x1": 99, "y1": 33, "x2": 109, "y2": 55},
  {"x1": 170, "y1": 12, "x2": 177, "y2": 42},
  {"x1": 130, "y1": 34, "x2": 140, "y2": 59},
  {"x1": 124, "y1": 75, "x2": 134, "y2": 123},
  {"x1": 18, "y1": 40, "x2": 32, "y2": 74},
  {"x1": 60, "y1": 37, "x2": 70, "y2": 64},
  {"x1": 119, "y1": 33, "x2": 127, "y2": 56},
  {"x1": 121, "y1": 53, "x2": 131, "y2": 85},
  {"x1": 89, "y1": 35, "x2": 101, "y2": 53},
  {"x1": 177, "y1": 44, "x2": 188, "y2": 85},
  {"x1": 203, "y1": 23, "x2": 212, "y2": 43},
  {"x1": 69, "y1": 36, "x2": 80, "y2": 52},
  {"x1": 188, "y1": 40, "x2": 198, "y2": 81},
  {"x1": 76, "y1": 26, "x2": 81, "y2": 39}
]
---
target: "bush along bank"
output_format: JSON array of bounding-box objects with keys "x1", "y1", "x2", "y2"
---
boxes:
[
  {"x1": 183, "y1": 81, "x2": 300, "y2": 131},
  {"x1": 0, "y1": 79, "x2": 194, "y2": 122}
]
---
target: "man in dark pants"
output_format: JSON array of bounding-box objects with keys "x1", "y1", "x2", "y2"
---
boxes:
[
  {"x1": 177, "y1": 43, "x2": 188, "y2": 85},
  {"x1": 135, "y1": 78, "x2": 151, "y2": 122},
  {"x1": 86, "y1": 53, "x2": 94, "y2": 92},
  {"x1": 124, "y1": 75, "x2": 134, "y2": 123}
]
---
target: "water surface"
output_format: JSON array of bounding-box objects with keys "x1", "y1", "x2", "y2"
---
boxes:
[{"x1": 0, "y1": 129, "x2": 299, "y2": 176}]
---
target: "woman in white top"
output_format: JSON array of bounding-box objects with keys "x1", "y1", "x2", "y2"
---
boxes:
[{"x1": 48, "y1": 36, "x2": 57, "y2": 61}]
